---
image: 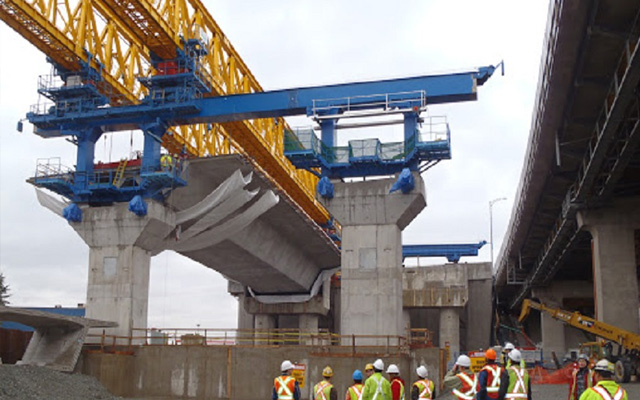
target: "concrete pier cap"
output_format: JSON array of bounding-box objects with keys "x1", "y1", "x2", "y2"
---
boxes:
[
  {"x1": 71, "y1": 201, "x2": 175, "y2": 339},
  {"x1": 321, "y1": 172, "x2": 426, "y2": 343}
]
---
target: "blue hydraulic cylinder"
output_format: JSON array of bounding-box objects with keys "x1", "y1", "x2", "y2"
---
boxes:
[{"x1": 402, "y1": 241, "x2": 487, "y2": 263}]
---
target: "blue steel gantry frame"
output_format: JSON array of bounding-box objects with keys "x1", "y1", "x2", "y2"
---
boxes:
[
  {"x1": 27, "y1": 62, "x2": 501, "y2": 205},
  {"x1": 402, "y1": 241, "x2": 487, "y2": 263}
]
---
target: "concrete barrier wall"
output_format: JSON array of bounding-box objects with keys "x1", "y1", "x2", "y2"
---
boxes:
[{"x1": 80, "y1": 346, "x2": 442, "y2": 399}]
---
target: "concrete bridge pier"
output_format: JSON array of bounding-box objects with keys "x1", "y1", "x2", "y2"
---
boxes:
[
  {"x1": 578, "y1": 198, "x2": 640, "y2": 334},
  {"x1": 71, "y1": 202, "x2": 175, "y2": 340},
  {"x1": 439, "y1": 308, "x2": 460, "y2": 361},
  {"x1": 532, "y1": 280, "x2": 596, "y2": 361},
  {"x1": 322, "y1": 173, "x2": 426, "y2": 344}
]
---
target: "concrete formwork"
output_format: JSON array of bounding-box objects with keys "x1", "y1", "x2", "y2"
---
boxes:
[{"x1": 79, "y1": 346, "x2": 442, "y2": 400}]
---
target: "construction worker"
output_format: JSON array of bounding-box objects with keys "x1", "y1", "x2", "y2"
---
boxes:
[
  {"x1": 314, "y1": 366, "x2": 338, "y2": 400},
  {"x1": 578, "y1": 359, "x2": 628, "y2": 400},
  {"x1": 386, "y1": 364, "x2": 405, "y2": 400},
  {"x1": 411, "y1": 365, "x2": 436, "y2": 400},
  {"x1": 498, "y1": 349, "x2": 531, "y2": 400},
  {"x1": 501, "y1": 342, "x2": 515, "y2": 367},
  {"x1": 273, "y1": 360, "x2": 301, "y2": 400},
  {"x1": 346, "y1": 370, "x2": 364, "y2": 400},
  {"x1": 442, "y1": 355, "x2": 476, "y2": 400},
  {"x1": 362, "y1": 359, "x2": 392, "y2": 400},
  {"x1": 569, "y1": 354, "x2": 596, "y2": 400},
  {"x1": 365, "y1": 363, "x2": 375, "y2": 380},
  {"x1": 160, "y1": 153, "x2": 173, "y2": 171},
  {"x1": 475, "y1": 349, "x2": 502, "y2": 400}
]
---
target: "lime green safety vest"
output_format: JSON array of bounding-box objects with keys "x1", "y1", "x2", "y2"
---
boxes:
[
  {"x1": 314, "y1": 380, "x2": 333, "y2": 400},
  {"x1": 505, "y1": 366, "x2": 529, "y2": 399},
  {"x1": 413, "y1": 379, "x2": 434, "y2": 399},
  {"x1": 348, "y1": 383, "x2": 364, "y2": 400}
]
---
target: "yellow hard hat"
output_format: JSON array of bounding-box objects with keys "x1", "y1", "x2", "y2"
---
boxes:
[
  {"x1": 365, "y1": 363, "x2": 374, "y2": 372},
  {"x1": 322, "y1": 366, "x2": 333, "y2": 377}
]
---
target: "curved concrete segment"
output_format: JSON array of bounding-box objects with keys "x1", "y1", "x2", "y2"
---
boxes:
[
  {"x1": 173, "y1": 190, "x2": 279, "y2": 252},
  {"x1": 175, "y1": 169, "x2": 252, "y2": 225},
  {"x1": 0, "y1": 306, "x2": 116, "y2": 372}
]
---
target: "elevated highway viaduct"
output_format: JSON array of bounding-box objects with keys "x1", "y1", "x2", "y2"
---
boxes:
[{"x1": 494, "y1": 0, "x2": 640, "y2": 358}]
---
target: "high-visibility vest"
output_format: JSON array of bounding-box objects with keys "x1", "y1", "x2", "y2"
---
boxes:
[
  {"x1": 314, "y1": 380, "x2": 333, "y2": 400},
  {"x1": 505, "y1": 366, "x2": 529, "y2": 399},
  {"x1": 569, "y1": 368, "x2": 595, "y2": 399},
  {"x1": 477, "y1": 364, "x2": 502, "y2": 399},
  {"x1": 590, "y1": 385, "x2": 626, "y2": 400},
  {"x1": 413, "y1": 379, "x2": 434, "y2": 399},
  {"x1": 452, "y1": 371, "x2": 477, "y2": 400},
  {"x1": 274, "y1": 375, "x2": 296, "y2": 400},
  {"x1": 348, "y1": 383, "x2": 364, "y2": 400},
  {"x1": 370, "y1": 375, "x2": 388, "y2": 400},
  {"x1": 390, "y1": 378, "x2": 404, "y2": 400}
]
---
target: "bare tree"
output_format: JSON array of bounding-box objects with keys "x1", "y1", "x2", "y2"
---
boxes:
[{"x1": 0, "y1": 272, "x2": 10, "y2": 305}]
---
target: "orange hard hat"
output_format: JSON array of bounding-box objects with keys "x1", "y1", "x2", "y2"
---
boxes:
[{"x1": 485, "y1": 349, "x2": 497, "y2": 360}]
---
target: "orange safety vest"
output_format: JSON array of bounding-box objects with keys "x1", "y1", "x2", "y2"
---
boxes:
[
  {"x1": 452, "y1": 371, "x2": 477, "y2": 400},
  {"x1": 274, "y1": 375, "x2": 296, "y2": 400},
  {"x1": 347, "y1": 383, "x2": 364, "y2": 400},
  {"x1": 476, "y1": 364, "x2": 502, "y2": 399},
  {"x1": 413, "y1": 378, "x2": 434, "y2": 399}
]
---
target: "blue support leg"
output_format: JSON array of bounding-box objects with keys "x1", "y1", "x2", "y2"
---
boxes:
[{"x1": 74, "y1": 129, "x2": 102, "y2": 193}]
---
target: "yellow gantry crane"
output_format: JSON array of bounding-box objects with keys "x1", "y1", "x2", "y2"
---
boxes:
[{"x1": 0, "y1": 0, "x2": 328, "y2": 225}]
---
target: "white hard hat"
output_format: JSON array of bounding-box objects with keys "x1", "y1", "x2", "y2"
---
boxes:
[
  {"x1": 504, "y1": 342, "x2": 515, "y2": 351},
  {"x1": 281, "y1": 360, "x2": 294, "y2": 371},
  {"x1": 594, "y1": 359, "x2": 615, "y2": 374},
  {"x1": 373, "y1": 359, "x2": 384, "y2": 371},
  {"x1": 386, "y1": 364, "x2": 400, "y2": 374},
  {"x1": 508, "y1": 349, "x2": 522, "y2": 363},
  {"x1": 416, "y1": 365, "x2": 428, "y2": 378},
  {"x1": 456, "y1": 355, "x2": 472, "y2": 367}
]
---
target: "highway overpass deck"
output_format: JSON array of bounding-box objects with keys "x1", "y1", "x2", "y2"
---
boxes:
[{"x1": 495, "y1": 0, "x2": 640, "y2": 309}]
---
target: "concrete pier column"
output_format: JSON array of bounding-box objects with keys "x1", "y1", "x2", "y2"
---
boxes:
[
  {"x1": 71, "y1": 202, "x2": 174, "y2": 340},
  {"x1": 578, "y1": 198, "x2": 640, "y2": 333},
  {"x1": 530, "y1": 289, "x2": 565, "y2": 362},
  {"x1": 321, "y1": 173, "x2": 426, "y2": 344},
  {"x1": 254, "y1": 314, "x2": 276, "y2": 345},
  {"x1": 439, "y1": 308, "x2": 460, "y2": 365},
  {"x1": 299, "y1": 314, "x2": 319, "y2": 345}
]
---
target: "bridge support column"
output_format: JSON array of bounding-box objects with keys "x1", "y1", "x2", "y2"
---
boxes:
[
  {"x1": 71, "y1": 202, "x2": 174, "y2": 341},
  {"x1": 440, "y1": 308, "x2": 460, "y2": 366},
  {"x1": 321, "y1": 173, "x2": 426, "y2": 344},
  {"x1": 578, "y1": 198, "x2": 640, "y2": 334},
  {"x1": 530, "y1": 288, "x2": 565, "y2": 362},
  {"x1": 532, "y1": 280, "x2": 597, "y2": 362}
]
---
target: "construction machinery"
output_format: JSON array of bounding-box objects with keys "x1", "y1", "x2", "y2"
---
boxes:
[{"x1": 519, "y1": 299, "x2": 640, "y2": 382}]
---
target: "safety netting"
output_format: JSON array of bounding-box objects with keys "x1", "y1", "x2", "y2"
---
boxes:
[{"x1": 529, "y1": 364, "x2": 574, "y2": 385}]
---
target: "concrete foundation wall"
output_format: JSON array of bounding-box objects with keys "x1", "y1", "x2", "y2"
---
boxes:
[{"x1": 80, "y1": 346, "x2": 442, "y2": 400}]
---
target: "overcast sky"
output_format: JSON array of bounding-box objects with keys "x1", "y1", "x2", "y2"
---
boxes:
[{"x1": 0, "y1": 0, "x2": 549, "y2": 329}]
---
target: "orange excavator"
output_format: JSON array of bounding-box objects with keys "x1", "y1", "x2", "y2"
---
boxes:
[{"x1": 519, "y1": 299, "x2": 640, "y2": 383}]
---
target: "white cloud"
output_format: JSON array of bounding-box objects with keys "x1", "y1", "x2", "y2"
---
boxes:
[{"x1": 0, "y1": 0, "x2": 549, "y2": 328}]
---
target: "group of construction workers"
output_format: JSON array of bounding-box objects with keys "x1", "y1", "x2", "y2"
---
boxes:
[
  {"x1": 273, "y1": 358, "x2": 435, "y2": 400},
  {"x1": 274, "y1": 342, "x2": 629, "y2": 400},
  {"x1": 568, "y1": 354, "x2": 629, "y2": 400}
]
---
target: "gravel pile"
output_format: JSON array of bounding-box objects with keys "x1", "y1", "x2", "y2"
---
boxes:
[{"x1": 0, "y1": 365, "x2": 124, "y2": 400}]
